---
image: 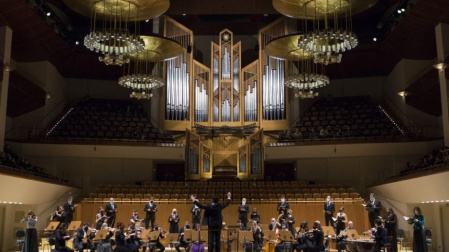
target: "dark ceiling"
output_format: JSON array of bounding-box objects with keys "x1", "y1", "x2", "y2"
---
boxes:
[{"x1": 1, "y1": 0, "x2": 449, "y2": 117}]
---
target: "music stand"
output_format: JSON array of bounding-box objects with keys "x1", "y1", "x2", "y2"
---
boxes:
[
  {"x1": 192, "y1": 231, "x2": 208, "y2": 243},
  {"x1": 165, "y1": 233, "x2": 179, "y2": 248},
  {"x1": 68, "y1": 221, "x2": 82, "y2": 231},
  {"x1": 44, "y1": 222, "x2": 60, "y2": 232},
  {"x1": 93, "y1": 230, "x2": 109, "y2": 242},
  {"x1": 184, "y1": 230, "x2": 193, "y2": 241},
  {"x1": 148, "y1": 231, "x2": 161, "y2": 241},
  {"x1": 278, "y1": 230, "x2": 294, "y2": 242},
  {"x1": 238, "y1": 231, "x2": 254, "y2": 243},
  {"x1": 322, "y1": 226, "x2": 336, "y2": 237},
  {"x1": 346, "y1": 230, "x2": 360, "y2": 240},
  {"x1": 141, "y1": 229, "x2": 150, "y2": 243},
  {"x1": 264, "y1": 230, "x2": 277, "y2": 243}
]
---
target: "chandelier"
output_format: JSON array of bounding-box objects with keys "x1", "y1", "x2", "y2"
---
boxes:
[
  {"x1": 63, "y1": 0, "x2": 170, "y2": 66},
  {"x1": 298, "y1": 0, "x2": 357, "y2": 65},
  {"x1": 285, "y1": 49, "x2": 329, "y2": 99},
  {"x1": 118, "y1": 35, "x2": 184, "y2": 99},
  {"x1": 118, "y1": 52, "x2": 164, "y2": 99}
]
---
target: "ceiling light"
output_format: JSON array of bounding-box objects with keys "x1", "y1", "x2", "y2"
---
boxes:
[
  {"x1": 47, "y1": 12, "x2": 51, "y2": 16},
  {"x1": 264, "y1": 14, "x2": 268, "y2": 17},
  {"x1": 182, "y1": 13, "x2": 186, "y2": 16},
  {"x1": 373, "y1": 37, "x2": 377, "y2": 42},
  {"x1": 397, "y1": 10, "x2": 402, "y2": 13},
  {"x1": 401, "y1": 8, "x2": 405, "y2": 12},
  {"x1": 397, "y1": 91, "x2": 407, "y2": 97},
  {"x1": 145, "y1": 19, "x2": 150, "y2": 22},
  {"x1": 75, "y1": 41, "x2": 79, "y2": 45}
]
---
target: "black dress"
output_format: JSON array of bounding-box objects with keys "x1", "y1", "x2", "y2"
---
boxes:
[{"x1": 21, "y1": 217, "x2": 38, "y2": 252}]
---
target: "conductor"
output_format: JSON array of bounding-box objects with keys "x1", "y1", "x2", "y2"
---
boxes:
[{"x1": 190, "y1": 192, "x2": 231, "y2": 252}]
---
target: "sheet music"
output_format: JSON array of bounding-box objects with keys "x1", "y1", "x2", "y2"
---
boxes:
[{"x1": 403, "y1": 216, "x2": 410, "y2": 221}]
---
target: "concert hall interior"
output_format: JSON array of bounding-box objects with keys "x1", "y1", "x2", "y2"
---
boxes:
[{"x1": 1, "y1": 0, "x2": 449, "y2": 251}]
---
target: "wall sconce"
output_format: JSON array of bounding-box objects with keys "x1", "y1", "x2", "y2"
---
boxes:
[
  {"x1": 433, "y1": 62, "x2": 448, "y2": 71},
  {"x1": 397, "y1": 91, "x2": 408, "y2": 97},
  {"x1": 3, "y1": 65, "x2": 13, "y2": 72}
]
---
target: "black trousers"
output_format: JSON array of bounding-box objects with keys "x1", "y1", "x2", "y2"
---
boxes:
[
  {"x1": 107, "y1": 215, "x2": 116, "y2": 228},
  {"x1": 324, "y1": 213, "x2": 334, "y2": 226},
  {"x1": 208, "y1": 229, "x2": 221, "y2": 252},
  {"x1": 145, "y1": 214, "x2": 156, "y2": 229}
]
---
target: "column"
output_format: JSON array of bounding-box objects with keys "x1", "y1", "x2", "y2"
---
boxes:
[
  {"x1": 435, "y1": 23, "x2": 449, "y2": 146},
  {"x1": 0, "y1": 26, "x2": 13, "y2": 150}
]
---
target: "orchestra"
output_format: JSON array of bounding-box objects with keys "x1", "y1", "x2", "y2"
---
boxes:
[{"x1": 40, "y1": 194, "x2": 406, "y2": 252}]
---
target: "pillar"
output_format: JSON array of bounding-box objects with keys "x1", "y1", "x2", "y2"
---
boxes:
[
  {"x1": 435, "y1": 23, "x2": 449, "y2": 146},
  {"x1": 0, "y1": 26, "x2": 13, "y2": 150}
]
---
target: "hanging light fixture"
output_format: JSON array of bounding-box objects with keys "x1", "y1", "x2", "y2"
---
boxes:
[
  {"x1": 297, "y1": 0, "x2": 357, "y2": 65},
  {"x1": 273, "y1": 0, "x2": 377, "y2": 65},
  {"x1": 118, "y1": 35, "x2": 184, "y2": 99},
  {"x1": 63, "y1": 0, "x2": 170, "y2": 65}
]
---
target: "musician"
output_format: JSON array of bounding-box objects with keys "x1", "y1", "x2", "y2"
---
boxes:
[
  {"x1": 336, "y1": 221, "x2": 356, "y2": 252},
  {"x1": 114, "y1": 222, "x2": 130, "y2": 252},
  {"x1": 286, "y1": 209, "x2": 296, "y2": 236},
  {"x1": 105, "y1": 198, "x2": 118, "y2": 228},
  {"x1": 292, "y1": 220, "x2": 311, "y2": 252},
  {"x1": 323, "y1": 195, "x2": 335, "y2": 227},
  {"x1": 191, "y1": 202, "x2": 202, "y2": 228},
  {"x1": 125, "y1": 222, "x2": 139, "y2": 252},
  {"x1": 335, "y1": 207, "x2": 347, "y2": 235},
  {"x1": 250, "y1": 220, "x2": 264, "y2": 252},
  {"x1": 237, "y1": 219, "x2": 246, "y2": 231},
  {"x1": 63, "y1": 196, "x2": 77, "y2": 225},
  {"x1": 409, "y1": 206, "x2": 427, "y2": 252},
  {"x1": 144, "y1": 197, "x2": 157, "y2": 229},
  {"x1": 268, "y1": 218, "x2": 278, "y2": 231},
  {"x1": 191, "y1": 192, "x2": 231, "y2": 252},
  {"x1": 250, "y1": 208, "x2": 261, "y2": 224},
  {"x1": 366, "y1": 193, "x2": 382, "y2": 228},
  {"x1": 237, "y1": 198, "x2": 250, "y2": 229},
  {"x1": 50, "y1": 205, "x2": 66, "y2": 224},
  {"x1": 149, "y1": 223, "x2": 166, "y2": 252},
  {"x1": 54, "y1": 223, "x2": 74, "y2": 252},
  {"x1": 277, "y1": 195, "x2": 289, "y2": 215},
  {"x1": 385, "y1": 207, "x2": 398, "y2": 252},
  {"x1": 175, "y1": 221, "x2": 191, "y2": 252},
  {"x1": 274, "y1": 219, "x2": 291, "y2": 252},
  {"x1": 130, "y1": 209, "x2": 141, "y2": 226},
  {"x1": 169, "y1": 208, "x2": 180, "y2": 233},
  {"x1": 73, "y1": 221, "x2": 95, "y2": 252},
  {"x1": 95, "y1": 223, "x2": 115, "y2": 252},
  {"x1": 309, "y1": 221, "x2": 325, "y2": 252},
  {"x1": 20, "y1": 210, "x2": 38, "y2": 252},
  {"x1": 95, "y1": 207, "x2": 108, "y2": 230},
  {"x1": 372, "y1": 218, "x2": 387, "y2": 252}
]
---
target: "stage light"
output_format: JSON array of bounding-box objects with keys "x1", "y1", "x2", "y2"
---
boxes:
[
  {"x1": 373, "y1": 37, "x2": 377, "y2": 42},
  {"x1": 47, "y1": 12, "x2": 51, "y2": 16}
]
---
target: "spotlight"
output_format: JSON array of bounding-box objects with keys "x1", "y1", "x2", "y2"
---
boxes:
[
  {"x1": 373, "y1": 37, "x2": 377, "y2": 42},
  {"x1": 47, "y1": 12, "x2": 51, "y2": 16},
  {"x1": 145, "y1": 19, "x2": 149, "y2": 22},
  {"x1": 397, "y1": 10, "x2": 401, "y2": 14},
  {"x1": 401, "y1": 8, "x2": 405, "y2": 12},
  {"x1": 75, "y1": 41, "x2": 79, "y2": 45},
  {"x1": 182, "y1": 13, "x2": 186, "y2": 16}
]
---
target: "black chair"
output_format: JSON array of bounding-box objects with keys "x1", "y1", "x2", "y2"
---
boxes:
[
  {"x1": 425, "y1": 229, "x2": 432, "y2": 248},
  {"x1": 396, "y1": 229, "x2": 405, "y2": 250},
  {"x1": 16, "y1": 230, "x2": 25, "y2": 249}
]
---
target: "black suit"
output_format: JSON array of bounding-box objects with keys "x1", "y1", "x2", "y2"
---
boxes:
[
  {"x1": 277, "y1": 201, "x2": 289, "y2": 215},
  {"x1": 323, "y1": 201, "x2": 335, "y2": 226},
  {"x1": 73, "y1": 227, "x2": 94, "y2": 252},
  {"x1": 373, "y1": 227, "x2": 387, "y2": 252},
  {"x1": 194, "y1": 198, "x2": 231, "y2": 252},
  {"x1": 63, "y1": 202, "x2": 75, "y2": 225},
  {"x1": 55, "y1": 230, "x2": 74, "y2": 252},
  {"x1": 144, "y1": 202, "x2": 157, "y2": 229},
  {"x1": 366, "y1": 199, "x2": 382, "y2": 228},
  {"x1": 105, "y1": 202, "x2": 117, "y2": 228},
  {"x1": 238, "y1": 204, "x2": 249, "y2": 229}
]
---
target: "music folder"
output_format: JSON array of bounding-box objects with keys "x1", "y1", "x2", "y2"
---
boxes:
[
  {"x1": 322, "y1": 226, "x2": 336, "y2": 237},
  {"x1": 238, "y1": 231, "x2": 254, "y2": 243},
  {"x1": 93, "y1": 230, "x2": 109, "y2": 241},
  {"x1": 184, "y1": 229, "x2": 193, "y2": 241},
  {"x1": 345, "y1": 230, "x2": 359, "y2": 240},
  {"x1": 264, "y1": 230, "x2": 276, "y2": 242}
]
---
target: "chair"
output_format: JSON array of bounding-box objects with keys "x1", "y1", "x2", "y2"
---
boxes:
[
  {"x1": 396, "y1": 229, "x2": 405, "y2": 250},
  {"x1": 381, "y1": 235, "x2": 392, "y2": 252},
  {"x1": 16, "y1": 230, "x2": 25, "y2": 249},
  {"x1": 425, "y1": 229, "x2": 432, "y2": 247},
  {"x1": 42, "y1": 237, "x2": 56, "y2": 252}
]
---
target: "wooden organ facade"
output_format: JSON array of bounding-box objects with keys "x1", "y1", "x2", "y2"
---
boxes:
[{"x1": 162, "y1": 17, "x2": 290, "y2": 180}]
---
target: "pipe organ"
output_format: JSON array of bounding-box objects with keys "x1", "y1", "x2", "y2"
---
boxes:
[{"x1": 162, "y1": 17, "x2": 290, "y2": 179}]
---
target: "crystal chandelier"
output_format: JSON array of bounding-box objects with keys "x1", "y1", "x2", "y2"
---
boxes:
[
  {"x1": 118, "y1": 51, "x2": 164, "y2": 99},
  {"x1": 285, "y1": 49, "x2": 329, "y2": 99},
  {"x1": 297, "y1": 0, "x2": 358, "y2": 65},
  {"x1": 83, "y1": 0, "x2": 145, "y2": 66}
]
